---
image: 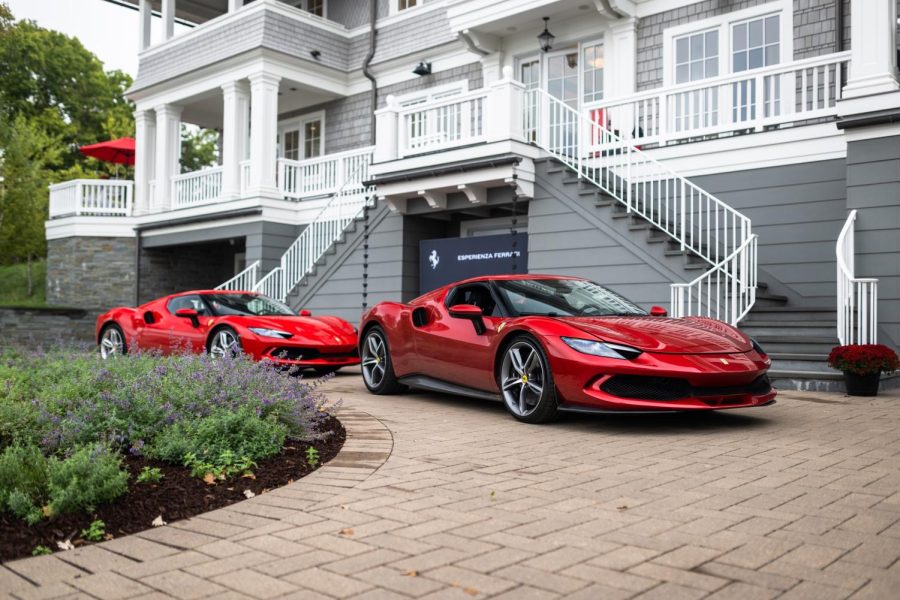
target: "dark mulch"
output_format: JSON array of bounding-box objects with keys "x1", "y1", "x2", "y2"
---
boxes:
[{"x1": 0, "y1": 417, "x2": 345, "y2": 563}]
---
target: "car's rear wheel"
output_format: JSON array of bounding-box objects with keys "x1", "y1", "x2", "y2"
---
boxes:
[
  {"x1": 361, "y1": 327, "x2": 405, "y2": 394},
  {"x1": 208, "y1": 327, "x2": 241, "y2": 358},
  {"x1": 499, "y1": 336, "x2": 559, "y2": 423},
  {"x1": 99, "y1": 324, "x2": 126, "y2": 359}
]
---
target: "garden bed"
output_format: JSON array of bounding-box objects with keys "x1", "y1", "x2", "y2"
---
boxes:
[
  {"x1": 0, "y1": 418, "x2": 344, "y2": 562},
  {"x1": 0, "y1": 347, "x2": 344, "y2": 562}
]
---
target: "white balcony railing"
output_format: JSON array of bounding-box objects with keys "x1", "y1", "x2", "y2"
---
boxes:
[
  {"x1": 585, "y1": 52, "x2": 850, "y2": 147},
  {"x1": 278, "y1": 147, "x2": 373, "y2": 199},
  {"x1": 398, "y1": 88, "x2": 487, "y2": 157},
  {"x1": 48, "y1": 179, "x2": 133, "y2": 218},
  {"x1": 172, "y1": 166, "x2": 224, "y2": 209},
  {"x1": 837, "y1": 210, "x2": 878, "y2": 345}
]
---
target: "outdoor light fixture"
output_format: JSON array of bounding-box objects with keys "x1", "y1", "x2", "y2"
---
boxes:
[
  {"x1": 538, "y1": 17, "x2": 554, "y2": 52},
  {"x1": 310, "y1": 49, "x2": 321, "y2": 60},
  {"x1": 413, "y1": 61, "x2": 432, "y2": 76}
]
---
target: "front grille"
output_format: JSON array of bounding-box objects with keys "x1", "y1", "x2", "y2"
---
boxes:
[
  {"x1": 270, "y1": 347, "x2": 359, "y2": 361},
  {"x1": 601, "y1": 374, "x2": 771, "y2": 401}
]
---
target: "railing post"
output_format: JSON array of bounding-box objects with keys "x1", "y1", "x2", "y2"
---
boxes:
[
  {"x1": 374, "y1": 95, "x2": 399, "y2": 162},
  {"x1": 657, "y1": 92, "x2": 668, "y2": 146},
  {"x1": 679, "y1": 181, "x2": 686, "y2": 251},
  {"x1": 74, "y1": 182, "x2": 83, "y2": 216}
]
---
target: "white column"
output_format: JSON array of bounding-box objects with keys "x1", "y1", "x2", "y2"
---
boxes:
[
  {"x1": 221, "y1": 80, "x2": 250, "y2": 200},
  {"x1": 134, "y1": 109, "x2": 156, "y2": 214},
  {"x1": 138, "y1": 0, "x2": 152, "y2": 51},
  {"x1": 607, "y1": 17, "x2": 637, "y2": 98},
  {"x1": 374, "y1": 95, "x2": 400, "y2": 162},
  {"x1": 843, "y1": 0, "x2": 899, "y2": 98},
  {"x1": 485, "y1": 65, "x2": 525, "y2": 142},
  {"x1": 228, "y1": 0, "x2": 244, "y2": 11},
  {"x1": 247, "y1": 72, "x2": 282, "y2": 198},
  {"x1": 161, "y1": 0, "x2": 175, "y2": 41},
  {"x1": 154, "y1": 104, "x2": 182, "y2": 212}
]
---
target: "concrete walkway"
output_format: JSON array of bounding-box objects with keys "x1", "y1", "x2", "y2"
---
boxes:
[{"x1": 3, "y1": 373, "x2": 900, "y2": 599}]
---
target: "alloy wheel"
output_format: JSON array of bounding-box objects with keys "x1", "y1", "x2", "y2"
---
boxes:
[
  {"x1": 500, "y1": 341, "x2": 546, "y2": 417},
  {"x1": 361, "y1": 330, "x2": 387, "y2": 388},
  {"x1": 210, "y1": 329, "x2": 240, "y2": 358},
  {"x1": 99, "y1": 327, "x2": 124, "y2": 359}
]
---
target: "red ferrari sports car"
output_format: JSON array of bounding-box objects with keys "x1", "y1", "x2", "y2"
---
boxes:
[
  {"x1": 96, "y1": 290, "x2": 360, "y2": 373},
  {"x1": 359, "y1": 275, "x2": 775, "y2": 422}
]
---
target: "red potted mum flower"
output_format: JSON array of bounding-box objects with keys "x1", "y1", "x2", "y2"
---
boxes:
[{"x1": 827, "y1": 344, "x2": 899, "y2": 396}]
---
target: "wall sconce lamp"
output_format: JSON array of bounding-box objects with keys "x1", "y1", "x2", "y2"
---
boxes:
[{"x1": 413, "y1": 61, "x2": 432, "y2": 76}]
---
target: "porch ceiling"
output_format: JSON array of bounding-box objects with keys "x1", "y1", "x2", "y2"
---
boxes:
[
  {"x1": 115, "y1": 0, "x2": 304, "y2": 25},
  {"x1": 448, "y1": 0, "x2": 602, "y2": 37}
]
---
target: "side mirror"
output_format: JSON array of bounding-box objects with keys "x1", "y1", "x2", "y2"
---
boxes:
[
  {"x1": 650, "y1": 306, "x2": 668, "y2": 317},
  {"x1": 449, "y1": 304, "x2": 486, "y2": 335},
  {"x1": 299, "y1": 309, "x2": 312, "y2": 316},
  {"x1": 175, "y1": 308, "x2": 200, "y2": 327}
]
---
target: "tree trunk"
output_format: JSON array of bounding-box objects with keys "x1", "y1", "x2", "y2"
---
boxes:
[{"x1": 26, "y1": 254, "x2": 34, "y2": 297}]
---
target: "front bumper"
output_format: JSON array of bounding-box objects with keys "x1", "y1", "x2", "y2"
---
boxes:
[
  {"x1": 259, "y1": 343, "x2": 360, "y2": 368},
  {"x1": 547, "y1": 341, "x2": 776, "y2": 411}
]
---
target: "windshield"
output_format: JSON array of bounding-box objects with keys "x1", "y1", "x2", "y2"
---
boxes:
[
  {"x1": 203, "y1": 293, "x2": 296, "y2": 317},
  {"x1": 494, "y1": 279, "x2": 647, "y2": 318}
]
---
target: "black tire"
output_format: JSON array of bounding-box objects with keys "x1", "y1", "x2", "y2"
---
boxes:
[
  {"x1": 360, "y1": 326, "x2": 406, "y2": 394},
  {"x1": 208, "y1": 326, "x2": 242, "y2": 358},
  {"x1": 497, "y1": 335, "x2": 559, "y2": 424},
  {"x1": 98, "y1": 323, "x2": 127, "y2": 359}
]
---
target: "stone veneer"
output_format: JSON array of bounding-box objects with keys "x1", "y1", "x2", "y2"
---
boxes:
[
  {"x1": 0, "y1": 307, "x2": 101, "y2": 346},
  {"x1": 46, "y1": 237, "x2": 137, "y2": 309}
]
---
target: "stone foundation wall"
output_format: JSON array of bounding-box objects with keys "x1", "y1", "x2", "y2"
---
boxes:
[
  {"x1": 46, "y1": 237, "x2": 137, "y2": 309},
  {"x1": 0, "y1": 307, "x2": 101, "y2": 347}
]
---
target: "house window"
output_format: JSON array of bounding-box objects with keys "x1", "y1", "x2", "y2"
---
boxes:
[
  {"x1": 582, "y1": 42, "x2": 604, "y2": 103},
  {"x1": 732, "y1": 14, "x2": 780, "y2": 72},
  {"x1": 306, "y1": 0, "x2": 324, "y2": 17},
  {"x1": 397, "y1": 0, "x2": 417, "y2": 11},
  {"x1": 674, "y1": 29, "x2": 719, "y2": 84},
  {"x1": 283, "y1": 130, "x2": 300, "y2": 161},
  {"x1": 304, "y1": 119, "x2": 322, "y2": 158}
]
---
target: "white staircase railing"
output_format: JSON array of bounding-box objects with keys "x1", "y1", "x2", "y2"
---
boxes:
[
  {"x1": 836, "y1": 210, "x2": 878, "y2": 345},
  {"x1": 215, "y1": 260, "x2": 260, "y2": 292},
  {"x1": 526, "y1": 88, "x2": 756, "y2": 325}
]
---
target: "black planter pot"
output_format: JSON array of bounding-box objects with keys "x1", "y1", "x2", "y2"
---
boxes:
[{"x1": 844, "y1": 371, "x2": 881, "y2": 396}]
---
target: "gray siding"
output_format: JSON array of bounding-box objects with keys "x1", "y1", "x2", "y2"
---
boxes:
[
  {"x1": 637, "y1": 0, "x2": 849, "y2": 92},
  {"x1": 691, "y1": 159, "x2": 847, "y2": 306},
  {"x1": 846, "y1": 136, "x2": 900, "y2": 349}
]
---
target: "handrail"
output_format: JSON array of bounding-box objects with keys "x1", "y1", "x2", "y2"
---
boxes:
[
  {"x1": 836, "y1": 210, "x2": 878, "y2": 344},
  {"x1": 251, "y1": 159, "x2": 375, "y2": 302},
  {"x1": 396, "y1": 87, "x2": 488, "y2": 115},
  {"x1": 527, "y1": 88, "x2": 756, "y2": 325},
  {"x1": 215, "y1": 260, "x2": 260, "y2": 291}
]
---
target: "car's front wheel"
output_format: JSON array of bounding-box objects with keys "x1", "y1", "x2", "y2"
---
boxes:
[
  {"x1": 99, "y1": 323, "x2": 127, "y2": 359},
  {"x1": 208, "y1": 327, "x2": 242, "y2": 358},
  {"x1": 361, "y1": 327, "x2": 405, "y2": 394},
  {"x1": 498, "y1": 336, "x2": 559, "y2": 423}
]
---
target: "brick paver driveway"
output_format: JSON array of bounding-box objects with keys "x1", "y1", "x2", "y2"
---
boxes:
[{"x1": 3, "y1": 373, "x2": 900, "y2": 599}]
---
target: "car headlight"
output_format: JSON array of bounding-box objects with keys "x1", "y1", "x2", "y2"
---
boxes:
[
  {"x1": 249, "y1": 327, "x2": 293, "y2": 339},
  {"x1": 561, "y1": 337, "x2": 642, "y2": 360}
]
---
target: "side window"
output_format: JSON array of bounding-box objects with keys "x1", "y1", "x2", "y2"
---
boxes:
[
  {"x1": 166, "y1": 295, "x2": 208, "y2": 316},
  {"x1": 447, "y1": 285, "x2": 500, "y2": 317},
  {"x1": 674, "y1": 28, "x2": 719, "y2": 84}
]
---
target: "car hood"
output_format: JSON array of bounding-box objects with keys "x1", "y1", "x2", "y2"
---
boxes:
[
  {"x1": 562, "y1": 316, "x2": 752, "y2": 354},
  {"x1": 227, "y1": 315, "x2": 356, "y2": 344}
]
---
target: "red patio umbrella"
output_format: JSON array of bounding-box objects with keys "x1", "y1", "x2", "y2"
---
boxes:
[{"x1": 79, "y1": 137, "x2": 136, "y2": 166}]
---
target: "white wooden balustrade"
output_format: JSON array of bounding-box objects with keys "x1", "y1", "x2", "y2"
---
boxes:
[
  {"x1": 585, "y1": 52, "x2": 850, "y2": 147},
  {"x1": 398, "y1": 89, "x2": 487, "y2": 157},
  {"x1": 48, "y1": 180, "x2": 133, "y2": 218},
  {"x1": 836, "y1": 210, "x2": 878, "y2": 345},
  {"x1": 172, "y1": 166, "x2": 224, "y2": 208},
  {"x1": 215, "y1": 260, "x2": 260, "y2": 292},
  {"x1": 278, "y1": 147, "x2": 373, "y2": 200}
]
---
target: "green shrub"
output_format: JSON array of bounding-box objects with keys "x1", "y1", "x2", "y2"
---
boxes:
[
  {"x1": 184, "y1": 451, "x2": 256, "y2": 480},
  {"x1": 32, "y1": 545, "x2": 52, "y2": 556},
  {"x1": 47, "y1": 445, "x2": 129, "y2": 516},
  {"x1": 137, "y1": 466, "x2": 163, "y2": 484},
  {"x1": 81, "y1": 519, "x2": 106, "y2": 542},
  {"x1": 0, "y1": 445, "x2": 48, "y2": 523},
  {"x1": 150, "y1": 407, "x2": 286, "y2": 468}
]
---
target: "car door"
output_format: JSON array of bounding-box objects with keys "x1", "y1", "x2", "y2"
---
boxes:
[
  {"x1": 139, "y1": 294, "x2": 210, "y2": 354},
  {"x1": 411, "y1": 283, "x2": 505, "y2": 392}
]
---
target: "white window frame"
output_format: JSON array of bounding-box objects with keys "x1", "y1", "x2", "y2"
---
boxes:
[
  {"x1": 302, "y1": 0, "x2": 326, "y2": 19},
  {"x1": 513, "y1": 36, "x2": 606, "y2": 104},
  {"x1": 277, "y1": 110, "x2": 326, "y2": 161},
  {"x1": 661, "y1": 0, "x2": 792, "y2": 87},
  {"x1": 390, "y1": 0, "x2": 420, "y2": 17}
]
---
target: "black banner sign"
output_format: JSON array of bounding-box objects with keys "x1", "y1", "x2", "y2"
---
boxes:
[{"x1": 419, "y1": 234, "x2": 529, "y2": 294}]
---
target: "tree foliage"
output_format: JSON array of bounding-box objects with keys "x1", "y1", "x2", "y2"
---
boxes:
[{"x1": 181, "y1": 127, "x2": 220, "y2": 174}]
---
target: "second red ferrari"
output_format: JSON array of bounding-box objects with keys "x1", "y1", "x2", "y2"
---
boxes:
[
  {"x1": 96, "y1": 290, "x2": 360, "y2": 373},
  {"x1": 359, "y1": 275, "x2": 775, "y2": 422}
]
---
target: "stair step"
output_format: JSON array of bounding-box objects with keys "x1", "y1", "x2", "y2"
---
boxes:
[
  {"x1": 744, "y1": 307, "x2": 835, "y2": 322},
  {"x1": 743, "y1": 321, "x2": 836, "y2": 328},
  {"x1": 629, "y1": 222, "x2": 652, "y2": 231},
  {"x1": 768, "y1": 352, "x2": 828, "y2": 361},
  {"x1": 769, "y1": 359, "x2": 834, "y2": 373},
  {"x1": 742, "y1": 325, "x2": 837, "y2": 338}
]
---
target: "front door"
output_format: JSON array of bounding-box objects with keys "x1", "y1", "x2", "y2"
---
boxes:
[{"x1": 543, "y1": 49, "x2": 580, "y2": 154}]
